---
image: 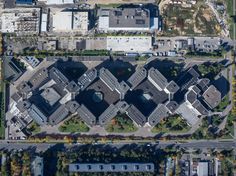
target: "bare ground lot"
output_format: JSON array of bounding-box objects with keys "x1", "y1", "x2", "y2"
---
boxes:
[{"x1": 162, "y1": 1, "x2": 221, "y2": 36}]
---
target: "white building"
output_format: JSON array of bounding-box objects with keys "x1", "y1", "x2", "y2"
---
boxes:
[
  {"x1": 106, "y1": 36, "x2": 152, "y2": 52},
  {"x1": 38, "y1": 0, "x2": 74, "y2": 4},
  {"x1": 41, "y1": 13, "x2": 48, "y2": 32},
  {"x1": 197, "y1": 162, "x2": 209, "y2": 176},
  {"x1": 52, "y1": 10, "x2": 88, "y2": 34}
]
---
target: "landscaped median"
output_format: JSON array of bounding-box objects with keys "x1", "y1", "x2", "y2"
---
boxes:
[
  {"x1": 0, "y1": 60, "x2": 5, "y2": 139},
  {"x1": 20, "y1": 49, "x2": 110, "y2": 58}
]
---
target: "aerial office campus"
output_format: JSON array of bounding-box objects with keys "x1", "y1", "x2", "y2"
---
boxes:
[{"x1": 0, "y1": 0, "x2": 236, "y2": 175}]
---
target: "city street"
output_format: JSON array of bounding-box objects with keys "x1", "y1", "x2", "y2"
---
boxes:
[{"x1": 0, "y1": 140, "x2": 234, "y2": 152}]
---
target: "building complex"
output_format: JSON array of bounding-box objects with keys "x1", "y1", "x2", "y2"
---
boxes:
[{"x1": 8, "y1": 63, "x2": 221, "y2": 136}]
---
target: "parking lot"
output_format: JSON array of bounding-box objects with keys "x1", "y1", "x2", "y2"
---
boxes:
[{"x1": 154, "y1": 36, "x2": 228, "y2": 56}]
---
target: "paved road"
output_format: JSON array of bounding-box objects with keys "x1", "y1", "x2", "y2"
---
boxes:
[{"x1": 0, "y1": 140, "x2": 234, "y2": 152}]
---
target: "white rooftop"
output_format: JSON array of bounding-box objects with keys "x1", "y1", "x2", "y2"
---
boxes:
[
  {"x1": 52, "y1": 11, "x2": 72, "y2": 31},
  {"x1": 176, "y1": 102, "x2": 199, "y2": 126},
  {"x1": 46, "y1": 0, "x2": 74, "y2": 4},
  {"x1": 197, "y1": 162, "x2": 208, "y2": 176},
  {"x1": 107, "y1": 36, "x2": 152, "y2": 52},
  {"x1": 52, "y1": 10, "x2": 88, "y2": 33}
]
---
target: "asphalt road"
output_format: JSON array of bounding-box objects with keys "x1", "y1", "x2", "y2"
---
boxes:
[{"x1": 0, "y1": 140, "x2": 235, "y2": 152}]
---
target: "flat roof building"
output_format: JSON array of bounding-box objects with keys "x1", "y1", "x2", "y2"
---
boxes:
[
  {"x1": 28, "y1": 104, "x2": 47, "y2": 125},
  {"x1": 48, "y1": 104, "x2": 69, "y2": 125},
  {"x1": 41, "y1": 87, "x2": 61, "y2": 106},
  {"x1": 1, "y1": 8, "x2": 40, "y2": 33},
  {"x1": 202, "y1": 85, "x2": 221, "y2": 109},
  {"x1": 41, "y1": 13, "x2": 48, "y2": 32},
  {"x1": 29, "y1": 68, "x2": 49, "y2": 89},
  {"x1": 76, "y1": 104, "x2": 96, "y2": 127},
  {"x1": 148, "y1": 104, "x2": 169, "y2": 127},
  {"x1": 107, "y1": 36, "x2": 152, "y2": 52},
  {"x1": 98, "y1": 8, "x2": 159, "y2": 32},
  {"x1": 52, "y1": 11, "x2": 72, "y2": 31},
  {"x1": 52, "y1": 10, "x2": 88, "y2": 34},
  {"x1": 21, "y1": 56, "x2": 40, "y2": 69},
  {"x1": 126, "y1": 105, "x2": 146, "y2": 126},
  {"x1": 3, "y1": 57, "x2": 23, "y2": 83},
  {"x1": 15, "y1": 0, "x2": 33, "y2": 5},
  {"x1": 45, "y1": 0, "x2": 74, "y2": 4},
  {"x1": 127, "y1": 67, "x2": 147, "y2": 90},
  {"x1": 9, "y1": 64, "x2": 223, "y2": 130},
  {"x1": 78, "y1": 68, "x2": 97, "y2": 91},
  {"x1": 99, "y1": 104, "x2": 118, "y2": 126},
  {"x1": 197, "y1": 162, "x2": 209, "y2": 176},
  {"x1": 148, "y1": 67, "x2": 168, "y2": 91},
  {"x1": 69, "y1": 163, "x2": 155, "y2": 173}
]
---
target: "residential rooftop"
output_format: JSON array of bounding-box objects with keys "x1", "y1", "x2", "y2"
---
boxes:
[{"x1": 69, "y1": 163, "x2": 155, "y2": 173}]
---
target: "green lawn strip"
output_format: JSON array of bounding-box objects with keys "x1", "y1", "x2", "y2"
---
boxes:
[
  {"x1": 96, "y1": 3, "x2": 121, "y2": 8},
  {"x1": 27, "y1": 121, "x2": 41, "y2": 135},
  {"x1": 226, "y1": 0, "x2": 236, "y2": 39},
  {"x1": 22, "y1": 50, "x2": 110, "y2": 57},
  {"x1": 229, "y1": 22, "x2": 236, "y2": 40},
  {"x1": 59, "y1": 116, "x2": 89, "y2": 133},
  {"x1": 226, "y1": 0, "x2": 233, "y2": 17},
  {"x1": 225, "y1": 113, "x2": 234, "y2": 135},
  {"x1": 0, "y1": 64, "x2": 5, "y2": 139},
  {"x1": 151, "y1": 116, "x2": 190, "y2": 134},
  {"x1": 217, "y1": 113, "x2": 234, "y2": 139},
  {"x1": 105, "y1": 114, "x2": 138, "y2": 133}
]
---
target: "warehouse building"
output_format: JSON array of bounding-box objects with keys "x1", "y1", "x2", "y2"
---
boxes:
[
  {"x1": 52, "y1": 9, "x2": 88, "y2": 34},
  {"x1": 98, "y1": 7, "x2": 160, "y2": 32}
]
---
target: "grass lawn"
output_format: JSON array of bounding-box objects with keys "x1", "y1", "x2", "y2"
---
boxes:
[
  {"x1": 105, "y1": 114, "x2": 138, "y2": 133},
  {"x1": 197, "y1": 63, "x2": 224, "y2": 77},
  {"x1": 27, "y1": 121, "x2": 41, "y2": 135},
  {"x1": 151, "y1": 115, "x2": 190, "y2": 134},
  {"x1": 192, "y1": 114, "x2": 234, "y2": 140},
  {"x1": 224, "y1": 113, "x2": 235, "y2": 136},
  {"x1": 214, "y1": 94, "x2": 230, "y2": 112},
  {"x1": 59, "y1": 115, "x2": 89, "y2": 133}
]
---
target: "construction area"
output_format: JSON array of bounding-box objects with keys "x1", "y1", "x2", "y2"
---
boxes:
[{"x1": 162, "y1": 0, "x2": 221, "y2": 36}]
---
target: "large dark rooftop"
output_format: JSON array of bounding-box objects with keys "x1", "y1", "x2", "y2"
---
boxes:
[
  {"x1": 125, "y1": 79, "x2": 168, "y2": 116},
  {"x1": 75, "y1": 78, "x2": 120, "y2": 117}
]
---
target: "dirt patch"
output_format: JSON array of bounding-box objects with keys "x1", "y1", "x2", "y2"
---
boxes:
[
  {"x1": 162, "y1": 2, "x2": 221, "y2": 36},
  {"x1": 202, "y1": 7, "x2": 214, "y2": 22}
]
